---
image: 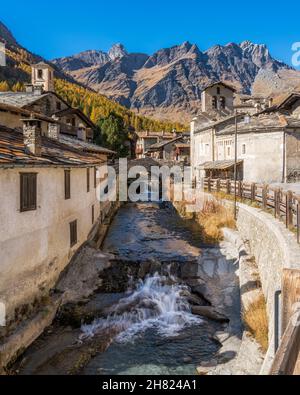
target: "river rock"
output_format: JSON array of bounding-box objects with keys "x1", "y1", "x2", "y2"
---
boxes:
[
  {"x1": 191, "y1": 306, "x2": 229, "y2": 323},
  {"x1": 196, "y1": 366, "x2": 211, "y2": 375},
  {"x1": 186, "y1": 283, "x2": 212, "y2": 306},
  {"x1": 180, "y1": 290, "x2": 205, "y2": 306},
  {"x1": 138, "y1": 260, "x2": 161, "y2": 279}
]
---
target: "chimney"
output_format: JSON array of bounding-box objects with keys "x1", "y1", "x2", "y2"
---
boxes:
[
  {"x1": 33, "y1": 85, "x2": 43, "y2": 96},
  {"x1": 269, "y1": 97, "x2": 273, "y2": 108},
  {"x1": 48, "y1": 117, "x2": 60, "y2": 140},
  {"x1": 77, "y1": 125, "x2": 87, "y2": 141},
  {"x1": 25, "y1": 84, "x2": 34, "y2": 93},
  {"x1": 22, "y1": 116, "x2": 42, "y2": 156}
]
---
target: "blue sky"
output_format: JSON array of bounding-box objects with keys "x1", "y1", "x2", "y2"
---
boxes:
[{"x1": 1, "y1": 0, "x2": 300, "y2": 66}]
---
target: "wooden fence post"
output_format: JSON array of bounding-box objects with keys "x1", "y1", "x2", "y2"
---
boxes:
[
  {"x1": 216, "y1": 178, "x2": 220, "y2": 192},
  {"x1": 274, "y1": 190, "x2": 277, "y2": 218},
  {"x1": 262, "y1": 185, "x2": 267, "y2": 209},
  {"x1": 208, "y1": 177, "x2": 211, "y2": 192},
  {"x1": 286, "y1": 191, "x2": 293, "y2": 228},
  {"x1": 297, "y1": 201, "x2": 300, "y2": 244},
  {"x1": 282, "y1": 269, "x2": 300, "y2": 334},
  {"x1": 276, "y1": 189, "x2": 282, "y2": 219},
  {"x1": 226, "y1": 179, "x2": 230, "y2": 195},
  {"x1": 251, "y1": 183, "x2": 256, "y2": 202},
  {"x1": 238, "y1": 181, "x2": 242, "y2": 199}
]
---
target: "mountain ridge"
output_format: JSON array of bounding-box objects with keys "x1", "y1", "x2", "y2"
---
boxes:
[
  {"x1": 0, "y1": 21, "x2": 185, "y2": 134},
  {"x1": 52, "y1": 40, "x2": 300, "y2": 123}
]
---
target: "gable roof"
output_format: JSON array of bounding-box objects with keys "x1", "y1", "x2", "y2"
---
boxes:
[
  {"x1": 59, "y1": 135, "x2": 115, "y2": 155},
  {"x1": 0, "y1": 91, "x2": 96, "y2": 129},
  {"x1": 203, "y1": 81, "x2": 236, "y2": 93},
  {"x1": 276, "y1": 92, "x2": 300, "y2": 110},
  {"x1": 0, "y1": 92, "x2": 50, "y2": 108},
  {"x1": 0, "y1": 125, "x2": 106, "y2": 168},
  {"x1": 0, "y1": 102, "x2": 57, "y2": 123},
  {"x1": 199, "y1": 159, "x2": 243, "y2": 170},
  {"x1": 215, "y1": 114, "x2": 300, "y2": 136},
  {"x1": 0, "y1": 90, "x2": 73, "y2": 110},
  {"x1": 147, "y1": 136, "x2": 183, "y2": 151},
  {"x1": 54, "y1": 108, "x2": 96, "y2": 129},
  {"x1": 33, "y1": 61, "x2": 54, "y2": 70}
]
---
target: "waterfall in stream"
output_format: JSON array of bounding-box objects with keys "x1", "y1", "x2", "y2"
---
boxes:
[{"x1": 80, "y1": 272, "x2": 202, "y2": 343}]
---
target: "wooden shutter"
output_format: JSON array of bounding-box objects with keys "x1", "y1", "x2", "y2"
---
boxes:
[
  {"x1": 64, "y1": 170, "x2": 71, "y2": 200},
  {"x1": 20, "y1": 173, "x2": 37, "y2": 212},
  {"x1": 87, "y1": 168, "x2": 90, "y2": 192},
  {"x1": 70, "y1": 220, "x2": 77, "y2": 247}
]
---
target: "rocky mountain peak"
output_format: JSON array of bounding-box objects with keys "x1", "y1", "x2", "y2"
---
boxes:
[
  {"x1": 51, "y1": 38, "x2": 299, "y2": 123},
  {"x1": 0, "y1": 21, "x2": 18, "y2": 47},
  {"x1": 108, "y1": 43, "x2": 127, "y2": 61},
  {"x1": 239, "y1": 40, "x2": 283, "y2": 70}
]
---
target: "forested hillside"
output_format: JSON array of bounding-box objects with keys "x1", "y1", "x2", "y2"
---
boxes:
[
  {"x1": 0, "y1": 21, "x2": 185, "y2": 136},
  {"x1": 54, "y1": 79, "x2": 185, "y2": 133}
]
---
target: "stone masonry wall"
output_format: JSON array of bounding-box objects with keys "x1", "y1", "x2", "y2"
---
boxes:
[{"x1": 232, "y1": 202, "x2": 300, "y2": 373}]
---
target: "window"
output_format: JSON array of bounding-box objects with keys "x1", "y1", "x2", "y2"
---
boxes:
[
  {"x1": 71, "y1": 118, "x2": 76, "y2": 127},
  {"x1": 92, "y1": 205, "x2": 95, "y2": 224},
  {"x1": 20, "y1": 173, "x2": 37, "y2": 212},
  {"x1": 64, "y1": 170, "x2": 71, "y2": 200},
  {"x1": 87, "y1": 168, "x2": 90, "y2": 192},
  {"x1": 212, "y1": 96, "x2": 217, "y2": 109},
  {"x1": 242, "y1": 144, "x2": 246, "y2": 155},
  {"x1": 94, "y1": 167, "x2": 97, "y2": 188},
  {"x1": 37, "y1": 69, "x2": 43, "y2": 79},
  {"x1": 217, "y1": 87, "x2": 221, "y2": 95},
  {"x1": 220, "y1": 96, "x2": 226, "y2": 109},
  {"x1": 56, "y1": 102, "x2": 62, "y2": 111},
  {"x1": 227, "y1": 146, "x2": 231, "y2": 157},
  {"x1": 70, "y1": 220, "x2": 77, "y2": 247}
]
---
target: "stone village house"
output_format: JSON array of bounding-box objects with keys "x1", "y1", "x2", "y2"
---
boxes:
[
  {"x1": 0, "y1": 63, "x2": 115, "y2": 332},
  {"x1": 146, "y1": 134, "x2": 191, "y2": 164},
  {"x1": 190, "y1": 82, "x2": 300, "y2": 184},
  {"x1": 135, "y1": 131, "x2": 179, "y2": 159}
]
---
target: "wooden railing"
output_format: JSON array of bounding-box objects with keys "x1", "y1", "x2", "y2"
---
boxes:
[
  {"x1": 203, "y1": 178, "x2": 300, "y2": 243},
  {"x1": 271, "y1": 269, "x2": 300, "y2": 375}
]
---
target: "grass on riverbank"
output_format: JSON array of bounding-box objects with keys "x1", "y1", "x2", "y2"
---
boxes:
[
  {"x1": 175, "y1": 198, "x2": 236, "y2": 243},
  {"x1": 195, "y1": 199, "x2": 236, "y2": 243},
  {"x1": 243, "y1": 295, "x2": 269, "y2": 353}
]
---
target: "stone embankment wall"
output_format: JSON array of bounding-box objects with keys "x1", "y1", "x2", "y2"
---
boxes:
[{"x1": 229, "y1": 202, "x2": 300, "y2": 374}]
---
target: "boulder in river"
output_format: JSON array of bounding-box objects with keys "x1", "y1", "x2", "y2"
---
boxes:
[{"x1": 191, "y1": 306, "x2": 229, "y2": 323}]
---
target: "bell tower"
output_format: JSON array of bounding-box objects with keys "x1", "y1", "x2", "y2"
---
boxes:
[{"x1": 31, "y1": 62, "x2": 54, "y2": 92}]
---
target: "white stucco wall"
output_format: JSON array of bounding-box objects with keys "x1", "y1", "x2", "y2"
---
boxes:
[
  {"x1": 191, "y1": 129, "x2": 213, "y2": 180},
  {"x1": 0, "y1": 166, "x2": 102, "y2": 324},
  {"x1": 216, "y1": 131, "x2": 285, "y2": 183},
  {"x1": 191, "y1": 127, "x2": 286, "y2": 183}
]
